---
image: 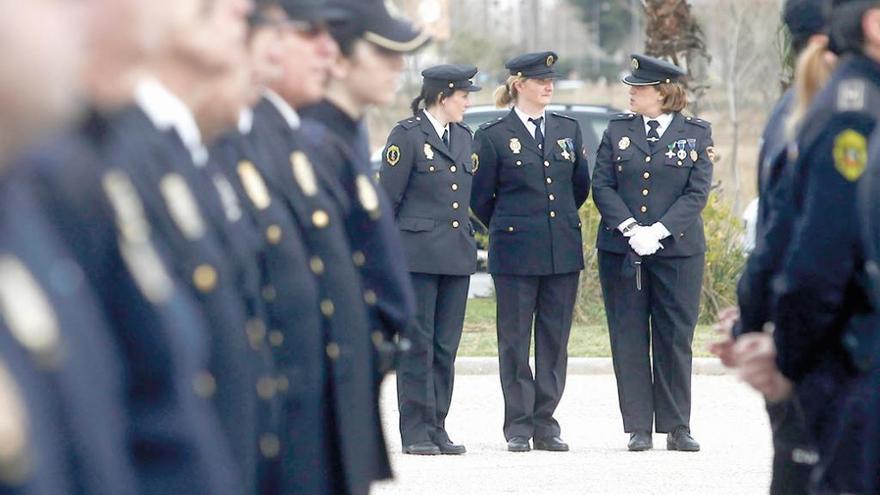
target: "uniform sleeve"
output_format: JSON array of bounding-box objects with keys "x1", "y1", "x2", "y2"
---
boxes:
[
  {"x1": 572, "y1": 121, "x2": 591, "y2": 208},
  {"x1": 591, "y1": 127, "x2": 633, "y2": 228},
  {"x1": 470, "y1": 128, "x2": 500, "y2": 227},
  {"x1": 378, "y1": 125, "x2": 415, "y2": 215},
  {"x1": 772, "y1": 115, "x2": 874, "y2": 382},
  {"x1": 658, "y1": 125, "x2": 714, "y2": 236}
]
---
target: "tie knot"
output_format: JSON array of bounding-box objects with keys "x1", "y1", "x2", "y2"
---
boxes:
[
  {"x1": 529, "y1": 117, "x2": 543, "y2": 126},
  {"x1": 647, "y1": 120, "x2": 660, "y2": 130}
]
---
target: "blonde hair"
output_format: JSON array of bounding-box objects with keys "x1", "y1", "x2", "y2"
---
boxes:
[
  {"x1": 786, "y1": 37, "x2": 836, "y2": 139},
  {"x1": 657, "y1": 82, "x2": 688, "y2": 113},
  {"x1": 493, "y1": 75, "x2": 527, "y2": 108}
]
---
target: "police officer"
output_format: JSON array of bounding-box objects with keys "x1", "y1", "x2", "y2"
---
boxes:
[
  {"x1": 380, "y1": 65, "x2": 481, "y2": 456},
  {"x1": 710, "y1": 1, "x2": 831, "y2": 491},
  {"x1": 593, "y1": 55, "x2": 713, "y2": 453},
  {"x1": 471, "y1": 52, "x2": 590, "y2": 453}
]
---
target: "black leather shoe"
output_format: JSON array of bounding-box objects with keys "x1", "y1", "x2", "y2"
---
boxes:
[
  {"x1": 628, "y1": 431, "x2": 653, "y2": 451},
  {"x1": 533, "y1": 436, "x2": 569, "y2": 452},
  {"x1": 403, "y1": 441, "x2": 441, "y2": 455},
  {"x1": 666, "y1": 427, "x2": 700, "y2": 452},
  {"x1": 436, "y1": 439, "x2": 467, "y2": 455},
  {"x1": 507, "y1": 436, "x2": 531, "y2": 452}
]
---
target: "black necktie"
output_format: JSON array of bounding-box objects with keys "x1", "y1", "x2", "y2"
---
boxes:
[
  {"x1": 442, "y1": 127, "x2": 449, "y2": 147},
  {"x1": 647, "y1": 120, "x2": 661, "y2": 150},
  {"x1": 529, "y1": 117, "x2": 544, "y2": 147}
]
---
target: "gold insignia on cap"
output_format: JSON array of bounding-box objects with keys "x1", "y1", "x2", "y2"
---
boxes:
[
  {"x1": 471, "y1": 153, "x2": 480, "y2": 174},
  {"x1": 0, "y1": 257, "x2": 62, "y2": 369},
  {"x1": 424, "y1": 143, "x2": 434, "y2": 160},
  {"x1": 102, "y1": 171, "x2": 150, "y2": 243},
  {"x1": 546, "y1": 55, "x2": 555, "y2": 66},
  {"x1": 631, "y1": 57, "x2": 639, "y2": 70},
  {"x1": 237, "y1": 161, "x2": 271, "y2": 210},
  {"x1": 833, "y1": 129, "x2": 868, "y2": 182},
  {"x1": 509, "y1": 138, "x2": 522, "y2": 154},
  {"x1": 618, "y1": 136, "x2": 631, "y2": 150},
  {"x1": 0, "y1": 359, "x2": 32, "y2": 485},
  {"x1": 386, "y1": 145, "x2": 401, "y2": 167},
  {"x1": 290, "y1": 152, "x2": 318, "y2": 196},
  {"x1": 356, "y1": 175, "x2": 380, "y2": 219},
  {"x1": 118, "y1": 239, "x2": 174, "y2": 305},
  {"x1": 159, "y1": 174, "x2": 205, "y2": 241}
]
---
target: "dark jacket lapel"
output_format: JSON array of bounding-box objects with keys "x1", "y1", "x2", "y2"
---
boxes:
[
  {"x1": 542, "y1": 113, "x2": 563, "y2": 159},
  {"x1": 627, "y1": 116, "x2": 651, "y2": 155},
  {"x1": 419, "y1": 111, "x2": 456, "y2": 162},
  {"x1": 654, "y1": 113, "x2": 686, "y2": 158},
  {"x1": 503, "y1": 109, "x2": 542, "y2": 157}
]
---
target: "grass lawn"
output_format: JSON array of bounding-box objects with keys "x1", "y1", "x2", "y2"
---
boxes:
[{"x1": 460, "y1": 297, "x2": 717, "y2": 358}]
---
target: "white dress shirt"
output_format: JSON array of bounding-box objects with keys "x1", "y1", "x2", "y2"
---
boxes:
[
  {"x1": 423, "y1": 109, "x2": 450, "y2": 143},
  {"x1": 135, "y1": 76, "x2": 208, "y2": 166},
  {"x1": 514, "y1": 106, "x2": 546, "y2": 141},
  {"x1": 642, "y1": 113, "x2": 674, "y2": 139}
]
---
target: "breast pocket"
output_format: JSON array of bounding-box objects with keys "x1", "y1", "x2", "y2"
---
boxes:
[
  {"x1": 398, "y1": 216, "x2": 436, "y2": 232},
  {"x1": 415, "y1": 160, "x2": 442, "y2": 174}
]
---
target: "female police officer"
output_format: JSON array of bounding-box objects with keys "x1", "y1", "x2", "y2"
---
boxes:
[
  {"x1": 593, "y1": 55, "x2": 713, "y2": 453},
  {"x1": 471, "y1": 52, "x2": 591, "y2": 453},
  {"x1": 380, "y1": 65, "x2": 481, "y2": 456}
]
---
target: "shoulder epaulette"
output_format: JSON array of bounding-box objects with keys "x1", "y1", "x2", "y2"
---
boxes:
[
  {"x1": 455, "y1": 121, "x2": 472, "y2": 133},
  {"x1": 396, "y1": 117, "x2": 420, "y2": 130},
  {"x1": 479, "y1": 117, "x2": 504, "y2": 130},
  {"x1": 610, "y1": 113, "x2": 637, "y2": 122},
  {"x1": 683, "y1": 116, "x2": 711, "y2": 129},
  {"x1": 551, "y1": 112, "x2": 578, "y2": 122}
]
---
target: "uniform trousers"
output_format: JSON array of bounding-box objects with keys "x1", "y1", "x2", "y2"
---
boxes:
[
  {"x1": 597, "y1": 251, "x2": 703, "y2": 433},
  {"x1": 397, "y1": 273, "x2": 470, "y2": 445},
  {"x1": 765, "y1": 397, "x2": 818, "y2": 495},
  {"x1": 492, "y1": 272, "x2": 580, "y2": 441}
]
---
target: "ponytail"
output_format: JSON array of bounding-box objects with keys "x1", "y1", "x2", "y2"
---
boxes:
[
  {"x1": 786, "y1": 37, "x2": 836, "y2": 139},
  {"x1": 410, "y1": 95, "x2": 424, "y2": 116},
  {"x1": 493, "y1": 75, "x2": 525, "y2": 108},
  {"x1": 411, "y1": 84, "x2": 456, "y2": 116}
]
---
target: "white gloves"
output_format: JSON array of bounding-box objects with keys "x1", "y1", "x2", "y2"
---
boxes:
[{"x1": 627, "y1": 223, "x2": 670, "y2": 256}]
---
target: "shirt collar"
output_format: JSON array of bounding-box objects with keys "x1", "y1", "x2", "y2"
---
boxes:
[
  {"x1": 262, "y1": 88, "x2": 300, "y2": 130},
  {"x1": 422, "y1": 109, "x2": 449, "y2": 141},
  {"x1": 134, "y1": 76, "x2": 208, "y2": 166},
  {"x1": 513, "y1": 106, "x2": 546, "y2": 131},
  {"x1": 643, "y1": 113, "x2": 674, "y2": 137},
  {"x1": 238, "y1": 108, "x2": 254, "y2": 135}
]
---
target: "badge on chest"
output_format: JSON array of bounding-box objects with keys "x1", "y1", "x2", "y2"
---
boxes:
[{"x1": 509, "y1": 138, "x2": 522, "y2": 154}]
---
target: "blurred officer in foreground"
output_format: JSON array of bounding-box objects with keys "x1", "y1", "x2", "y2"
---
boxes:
[
  {"x1": 380, "y1": 65, "x2": 481, "y2": 456},
  {"x1": 710, "y1": 1, "x2": 833, "y2": 492},
  {"x1": 731, "y1": 0, "x2": 880, "y2": 492},
  {"x1": 593, "y1": 55, "x2": 713, "y2": 453},
  {"x1": 471, "y1": 52, "x2": 590, "y2": 453},
  {"x1": 0, "y1": 1, "x2": 85, "y2": 493},
  {"x1": 251, "y1": 0, "x2": 395, "y2": 492},
  {"x1": 300, "y1": 0, "x2": 429, "y2": 375}
]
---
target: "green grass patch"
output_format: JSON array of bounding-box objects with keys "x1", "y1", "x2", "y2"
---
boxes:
[{"x1": 460, "y1": 297, "x2": 716, "y2": 358}]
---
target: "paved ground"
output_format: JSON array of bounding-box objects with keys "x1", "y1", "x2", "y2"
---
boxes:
[{"x1": 373, "y1": 374, "x2": 773, "y2": 495}]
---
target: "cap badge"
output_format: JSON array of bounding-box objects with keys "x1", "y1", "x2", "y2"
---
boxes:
[
  {"x1": 509, "y1": 138, "x2": 522, "y2": 154},
  {"x1": 386, "y1": 145, "x2": 401, "y2": 167},
  {"x1": 546, "y1": 55, "x2": 555, "y2": 67},
  {"x1": 631, "y1": 58, "x2": 639, "y2": 70}
]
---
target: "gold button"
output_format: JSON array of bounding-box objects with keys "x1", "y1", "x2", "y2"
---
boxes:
[
  {"x1": 549, "y1": 211, "x2": 556, "y2": 218},
  {"x1": 265, "y1": 225, "x2": 282, "y2": 244},
  {"x1": 544, "y1": 160, "x2": 550, "y2": 167},
  {"x1": 276, "y1": 375, "x2": 289, "y2": 392},
  {"x1": 549, "y1": 194, "x2": 556, "y2": 201},
  {"x1": 269, "y1": 331, "x2": 284, "y2": 347},
  {"x1": 262, "y1": 285, "x2": 276, "y2": 301},
  {"x1": 643, "y1": 172, "x2": 650, "y2": 179},
  {"x1": 618, "y1": 166, "x2": 623, "y2": 172},
  {"x1": 677, "y1": 161, "x2": 683, "y2": 166},
  {"x1": 364, "y1": 289, "x2": 378, "y2": 305},
  {"x1": 312, "y1": 210, "x2": 329, "y2": 228},
  {"x1": 516, "y1": 160, "x2": 523, "y2": 166},
  {"x1": 429, "y1": 166, "x2": 436, "y2": 172},
  {"x1": 246, "y1": 319, "x2": 267, "y2": 349},
  {"x1": 640, "y1": 206, "x2": 648, "y2": 213},
  {"x1": 326, "y1": 342, "x2": 341, "y2": 360},
  {"x1": 352, "y1": 251, "x2": 366, "y2": 267},
  {"x1": 450, "y1": 166, "x2": 457, "y2": 173},
  {"x1": 452, "y1": 201, "x2": 460, "y2": 209},
  {"x1": 507, "y1": 226, "x2": 514, "y2": 232},
  {"x1": 452, "y1": 220, "x2": 460, "y2": 228},
  {"x1": 193, "y1": 264, "x2": 218, "y2": 292},
  {"x1": 546, "y1": 177, "x2": 553, "y2": 184},
  {"x1": 372, "y1": 331, "x2": 384, "y2": 346},
  {"x1": 260, "y1": 434, "x2": 280, "y2": 458},
  {"x1": 193, "y1": 371, "x2": 216, "y2": 399},
  {"x1": 642, "y1": 189, "x2": 649, "y2": 196},
  {"x1": 321, "y1": 299, "x2": 335, "y2": 317},
  {"x1": 257, "y1": 376, "x2": 277, "y2": 400},
  {"x1": 310, "y1": 256, "x2": 325, "y2": 275},
  {"x1": 645, "y1": 156, "x2": 652, "y2": 163},
  {"x1": 451, "y1": 183, "x2": 459, "y2": 191}
]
